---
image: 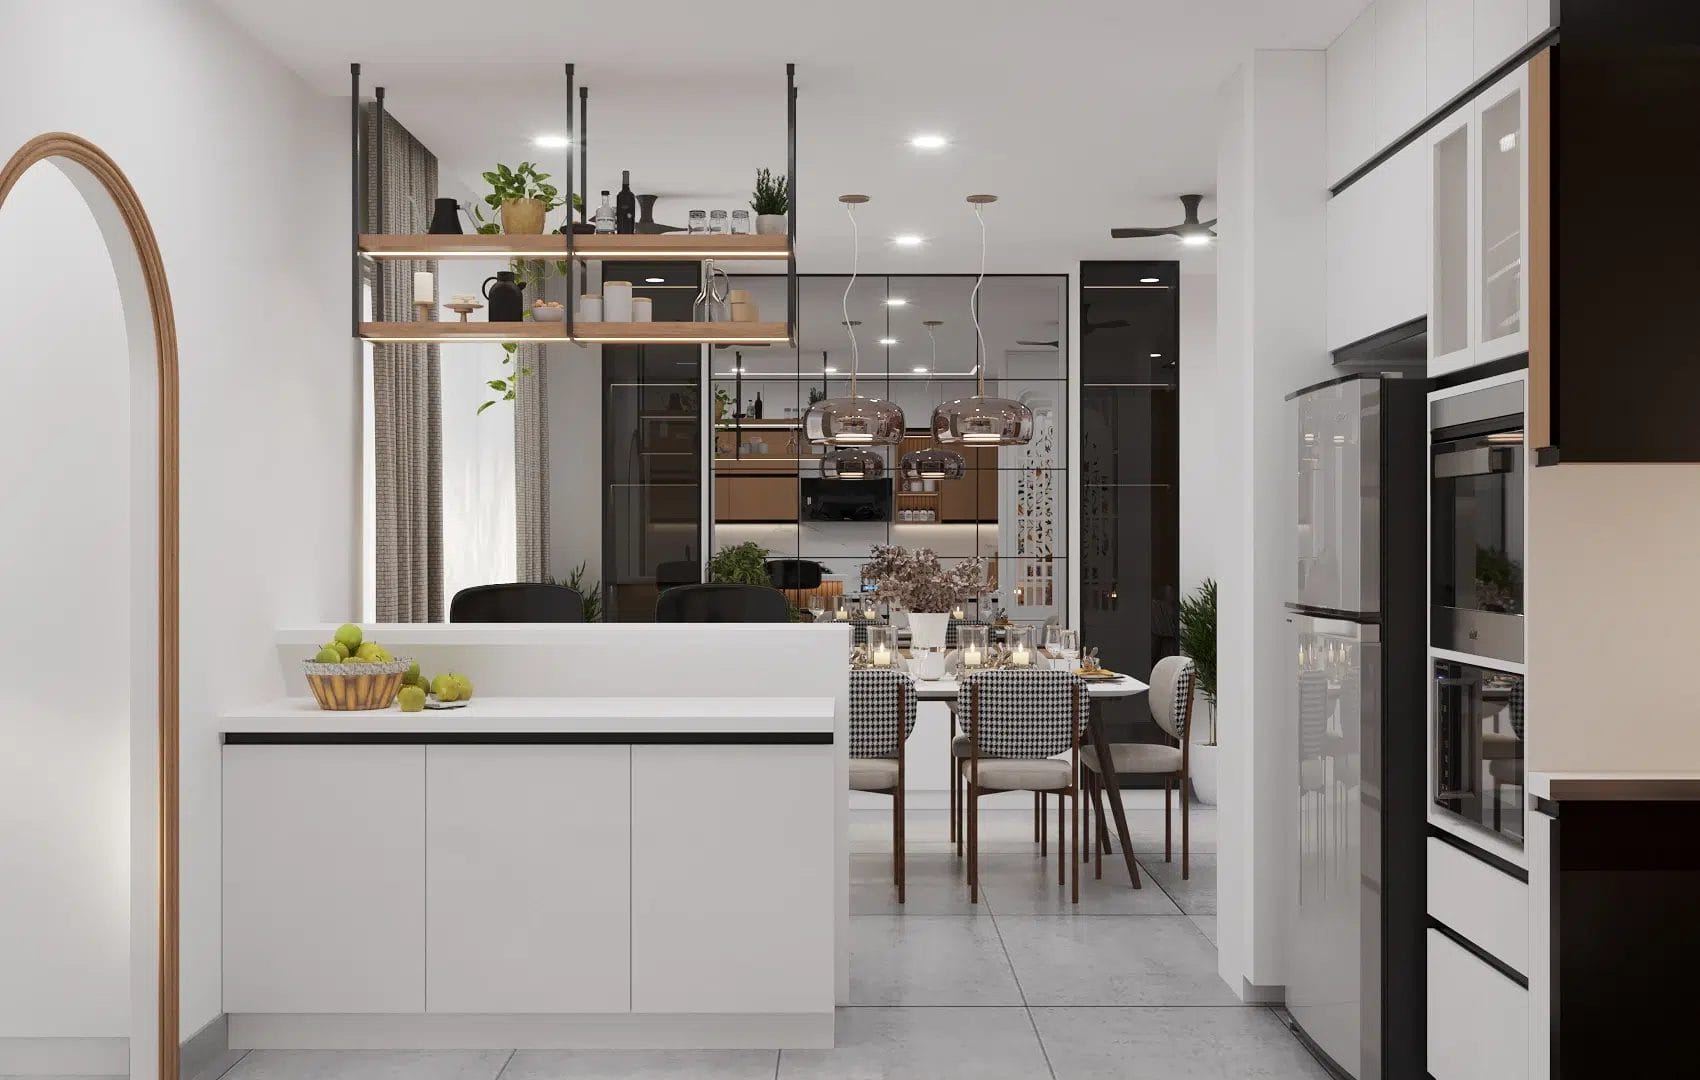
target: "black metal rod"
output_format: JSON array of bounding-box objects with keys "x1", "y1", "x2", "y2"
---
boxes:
[
  {"x1": 374, "y1": 84, "x2": 386, "y2": 322},
  {"x1": 565, "y1": 63, "x2": 575, "y2": 340},
  {"x1": 578, "y1": 85, "x2": 589, "y2": 224},
  {"x1": 787, "y1": 63, "x2": 797, "y2": 347},
  {"x1": 351, "y1": 62, "x2": 361, "y2": 336}
]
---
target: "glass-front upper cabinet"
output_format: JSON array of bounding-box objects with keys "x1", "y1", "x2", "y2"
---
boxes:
[{"x1": 1430, "y1": 62, "x2": 1531, "y2": 377}]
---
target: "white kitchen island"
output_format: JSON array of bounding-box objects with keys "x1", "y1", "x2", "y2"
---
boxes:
[{"x1": 223, "y1": 623, "x2": 848, "y2": 1050}]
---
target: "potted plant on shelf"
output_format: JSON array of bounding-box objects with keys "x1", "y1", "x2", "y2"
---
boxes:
[
  {"x1": 862, "y1": 545, "x2": 984, "y2": 651},
  {"x1": 473, "y1": 161, "x2": 581, "y2": 235},
  {"x1": 714, "y1": 386, "x2": 732, "y2": 423},
  {"x1": 1178, "y1": 577, "x2": 1218, "y2": 805},
  {"x1": 751, "y1": 167, "x2": 789, "y2": 236}
]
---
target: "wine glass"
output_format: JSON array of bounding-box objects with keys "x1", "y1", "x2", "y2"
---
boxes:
[
  {"x1": 1058, "y1": 628, "x2": 1080, "y2": 665},
  {"x1": 807, "y1": 596, "x2": 825, "y2": 622}
]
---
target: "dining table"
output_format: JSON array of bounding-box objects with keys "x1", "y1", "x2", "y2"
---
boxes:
[{"x1": 909, "y1": 669, "x2": 1151, "y2": 889}]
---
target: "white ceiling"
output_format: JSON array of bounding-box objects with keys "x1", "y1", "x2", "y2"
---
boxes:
[{"x1": 212, "y1": 0, "x2": 1361, "y2": 273}]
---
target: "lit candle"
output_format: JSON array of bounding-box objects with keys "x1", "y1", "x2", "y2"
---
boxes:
[
  {"x1": 963, "y1": 646, "x2": 983, "y2": 668},
  {"x1": 872, "y1": 645, "x2": 892, "y2": 667},
  {"x1": 952, "y1": 605, "x2": 966, "y2": 619},
  {"x1": 413, "y1": 271, "x2": 434, "y2": 303},
  {"x1": 835, "y1": 607, "x2": 849, "y2": 621},
  {"x1": 1011, "y1": 646, "x2": 1032, "y2": 666}
]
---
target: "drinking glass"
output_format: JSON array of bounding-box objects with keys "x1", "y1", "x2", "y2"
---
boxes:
[
  {"x1": 709, "y1": 209, "x2": 729, "y2": 234},
  {"x1": 1043, "y1": 623, "x2": 1062, "y2": 655},
  {"x1": 866, "y1": 626, "x2": 897, "y2": 668},
  {"x1": 730, "y1": 209, "x2": 752, "y2": 234},
  {"x1": 807, "y1": 596, "x2": 825, "y2": 622},
  {"x1": 835, "y1": 594, "x2": 860, "y2": 622},
  {"x1": 957, "y1": 624, "x2": 991, "y2": 673},
  {"x1": 1057, "y1": 628, "x2": 1080, "y2": 664},
  {"x1": 1004, "y1": 625, "x2": 1036, "y2": 667},
  {"x1": 688, "y1": 209, "x2": 708, "y2": 234}
]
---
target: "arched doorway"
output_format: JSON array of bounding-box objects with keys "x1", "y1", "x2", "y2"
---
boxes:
[{"x1": 0, "y1": 133, "x2": 179, "y2": 1080}]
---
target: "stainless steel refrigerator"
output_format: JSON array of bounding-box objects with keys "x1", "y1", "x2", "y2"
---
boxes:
[{"x1": 1284, "y1": 374, "x2": 1426, "y2": 1080}]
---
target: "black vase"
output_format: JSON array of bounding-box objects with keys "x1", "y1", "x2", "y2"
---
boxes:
[
  {"x1": 482, "y1": 272, "x2": 526, "y2": 321},
  {"x1": 635, "y1": 193, "x2": 683, "y2": 234},
  {"x1": 427, "y1": 197, "x2": 464, "y2": 235}
]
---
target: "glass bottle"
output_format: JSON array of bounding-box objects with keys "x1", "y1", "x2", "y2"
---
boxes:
[
  {"x1": 594, "y1": 191, "x2": 615, "y2": 234},
  {"x1": 616, "y1": 170, "x2": 636, "y2": 235}
]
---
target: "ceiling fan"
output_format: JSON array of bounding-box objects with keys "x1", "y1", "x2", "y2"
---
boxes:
[
  {"x1": 1110, "y1": 193, "x2": 1217, "y2": 246},
  {"x1": 1019, "y1": 304, "x2": 1131, "y2": 348}
]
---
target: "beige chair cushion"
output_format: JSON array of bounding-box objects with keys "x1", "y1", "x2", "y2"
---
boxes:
[
  {"x1": 1082, "y1": 742, "x2": 1183, "y2": 776},
  {"x1": 960, "y1": 756, "x2": 1073, "y2": 791},
  {"x1": 850, "y1": 757, "x2": 901, "y2": 791}
]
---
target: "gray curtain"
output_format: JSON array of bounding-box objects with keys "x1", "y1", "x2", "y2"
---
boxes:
[
  {"x1": 514, "y1": 338, "x2": 550, "y2": 582},
  {"x1": 366, "y1": 106, "x2": 444, "y2": 621}
]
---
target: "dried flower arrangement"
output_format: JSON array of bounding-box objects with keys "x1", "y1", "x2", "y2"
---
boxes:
[{"x1": 861, "y1": 545, "x2": 985, "y2": 613}]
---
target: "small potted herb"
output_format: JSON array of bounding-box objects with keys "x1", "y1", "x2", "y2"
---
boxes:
[
  {"x1": 751, "y1": 167, "x2": 789, "y2": 235},
  {"x1": 473, "y1": 161, "x2": 581, "y2": 235}
]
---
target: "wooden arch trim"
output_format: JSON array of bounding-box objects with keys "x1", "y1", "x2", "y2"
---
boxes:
[{"x1": 0, "y1": 132, "x2": 179, "y2": 1080}]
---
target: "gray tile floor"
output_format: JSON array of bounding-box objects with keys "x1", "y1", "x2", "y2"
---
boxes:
[{"x1": 173, "y1": 804, "x2": 1328, "y2": 1080}]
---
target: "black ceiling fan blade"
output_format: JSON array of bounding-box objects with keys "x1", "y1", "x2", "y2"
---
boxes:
[
  {"x1": 1109, "y1": 226, "x2": 1176, "y2": 239},
  {"x1": 1200, "y1": 218, "x2": 1218, "y2": 231},
  {"x1": 1017, "y1": 339, "x2": 1060, "y2": 347}
]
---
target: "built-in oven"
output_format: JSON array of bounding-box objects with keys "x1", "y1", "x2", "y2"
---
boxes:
[
  {"x1": 1433, "y1": 659, "x2": 1525, "y2": 845},
  {"x1": 1430, "y1": 380, "x2": 1524, "y2": 664}
]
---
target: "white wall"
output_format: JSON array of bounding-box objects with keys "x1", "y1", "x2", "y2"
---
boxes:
[
  {"x1": 1213, "y1": 50, "x2": 1333, "y2": 999},
  {"x1": 439, "y1": 259, "x2": 516, "y2": 600},
  {"x1": 1179, "y1": 272, "x2": 1220, "y2": 594},
  {"x1": 0, "y1": 0, "x2": 360, "y2": 1039},
  {"x1": 0, "y1": 168, "x2": 132, "y2": 1049}
]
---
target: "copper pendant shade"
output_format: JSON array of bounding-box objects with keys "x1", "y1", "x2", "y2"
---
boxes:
[
  {"x1": 820, "y1": 446, "x2": 885, "y2": 480},
  {"x1": 900, "y1": 320, "x2": 969, "y2": 479},
  {"x1": 804, "y1": 195, "x2": 906, "y2": 452},
  {"x1": 931, "y1": 194, "x2": 1034, "y2": 446}
]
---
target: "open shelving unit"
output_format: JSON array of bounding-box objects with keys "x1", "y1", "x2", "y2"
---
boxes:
[{"x1": 350, "y1": 62, "x2": 798, "y2": 347}]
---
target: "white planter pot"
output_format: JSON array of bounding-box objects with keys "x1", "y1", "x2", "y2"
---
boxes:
[
  {"x1": 755, "y1": 213, "x2": 787, "y2": 235},
  {"x1": 1189, "y1": 695, "x2": 1218, "y2": 805},
  {"x1": 907, "y1": 612, "x2": 950, "y2": 651}
]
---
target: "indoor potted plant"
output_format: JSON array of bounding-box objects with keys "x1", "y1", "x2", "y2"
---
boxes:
[
  {"x1": 861, "y1": 545, "x2": 983, "y2": 650},
  {"x1": 1178, "y1": 577, "x2": 1218, "y2": 805},
  {"x1": 751, "y1": 167, "x2": 789, "y2": 236},
  {"x1": 708, "y1": 541, "x2": 772, "y2": 586},
  {"x1": 474, "y1": 161, "x2": 579, "y2": 235}
]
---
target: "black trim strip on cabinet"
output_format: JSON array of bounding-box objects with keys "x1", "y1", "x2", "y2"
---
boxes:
[
  {"x1": 1327, "y1": 315, "x2": 1428, "y2": 368},
  {"x1": 1285, "y1": 603, "x2": 1381, "y2": 623},
  {"x1": 1428, "y1": 916, "x2": 1530, "y2": 988},
  {"x1": 1283, "y1": 370, "x2": 1383, "y2": 402},
  {"x1": 1331, "y1": 27, "x2": 1561, "y2": 197},
  {"x1": 1427, "y1": 353, "x2": 1530, "y2": 394},
  {"x1": 1531, "y1": 794, "x2": 1560, "y2": 818},
  {"x1": 1534, "y1": 446, "x2": 1560, "y2": 467},
  {"x1": 1427, "y1": 823, "x2": 1530, "y2": 882},
  {"x1": 224, "y1": 731, "x2": 835, "y2": 746}
]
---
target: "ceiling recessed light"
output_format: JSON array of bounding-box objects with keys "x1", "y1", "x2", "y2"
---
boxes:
[
  {"x1": 1149, "y1": 352, "x2": 1162, "y2": 358},
  {"x1": 1181, "y1": 233, "x2": 1212, "y2": 247},
  {"x1": 912, "y1": 366, "x2": 929, "y2": 373},
  {"x1": 1140, "y1": 277, "x2": 1160, "y2": 283},
  {"x1": 644, "y1": 276, "x2": 665, "y2": 283},
  {"x1": 878, "y1": 337, "x2": 899, "y2": 346},
  {"x1": 884, "y1": 297, "x2": 908, "y2": 307},
  {"x1": 909, "y1": 133, "x2": 949, "y2": 150},
  {"x1": 892, "y1": 234, "x2": 925, "y2": 248},
  {"x1": 532, "y1": 134, "x2": 571, "y2": 149}
]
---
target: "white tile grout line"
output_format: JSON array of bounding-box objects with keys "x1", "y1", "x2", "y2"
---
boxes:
[
  {"x1": 491, "y1": 1048, "x2": 517, "y2": 1080},
  {"x1": 986, "y1": 906, "x2": 1058, "y2": 1080}
]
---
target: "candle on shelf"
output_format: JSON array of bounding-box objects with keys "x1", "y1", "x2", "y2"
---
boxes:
[
  {"x1": 413, "y1": 271, "x2": 434, "y2": 302},
  {"x1": 963, "y1": 646, "x2": 983, "y2": 669},
  {"x1": 871, "y1": 644, "x2": 892, "y2": 667},
  {"x1": 1010, "y1": 646, "x2": 1032, "y2": 666}
]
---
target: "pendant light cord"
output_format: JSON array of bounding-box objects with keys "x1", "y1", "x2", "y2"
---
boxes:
[
  {"x1": 843, "y1": 200, "x2": 861, "y2": 396},
  {"x1": 971, "y1": 202, "x2": 989, "y2": 394}
]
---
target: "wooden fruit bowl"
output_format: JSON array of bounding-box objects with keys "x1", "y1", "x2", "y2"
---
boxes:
[{"x1": 302, "y1": 659, "x2": 412, "y2": 711}]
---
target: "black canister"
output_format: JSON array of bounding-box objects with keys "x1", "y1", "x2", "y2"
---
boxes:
[
  {"x1": 427, "y1": 197, "x2": 465, "y2": 234},
  {"x1": 482, "y1": 271, "x2": 526, "y2": 321}
]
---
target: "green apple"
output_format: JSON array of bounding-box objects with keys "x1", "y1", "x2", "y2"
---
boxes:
[
  {"x1": 451, "y1": 674, "x2": 473, "y2": 701},
  {"x1": 313, "y1": 646, "x2": 341, "y2": 664},
  {"x1": 334, "y1": 623, "x2": 363, "y2": 652},
  {"x1": 406, "y1": 661, "x2": 421, "y2": 684},
  {"x1": 324, "y1": 640, "x2": 351, "y2": 660},
  {"x1": 342, "y1": 654, "x2": 364, "y2": 664},
  {"x1": 374, "y1": 645, "x2": 394, "y2": 662},
  {"x1": 355, "y1": 641, "x2": 385, "y2": 663},
  {"x1": 397, "y1": 685, "x2": 426, "y2": 712}
]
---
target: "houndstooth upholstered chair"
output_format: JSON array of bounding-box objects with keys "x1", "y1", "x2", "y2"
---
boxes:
[
  {"x1": 849, "y1": 668, "x2": 918, "y2": 902},
  {"x1": 956, "y1": 669, "x2": 1088, "y2": 904},
  {"x1": 1082, "y1": 655, "x2": 1197, "y2": 879}
]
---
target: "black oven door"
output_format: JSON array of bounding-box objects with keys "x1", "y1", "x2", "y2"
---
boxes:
[
  {"x1": 1430, "y1": 385, "x2": 1525, "y2": 663},
  {"x1": 1433, "y1": 659, "x2": 1525, "y2": 845}
]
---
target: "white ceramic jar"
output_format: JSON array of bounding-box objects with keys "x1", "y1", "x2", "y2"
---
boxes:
[
  {"x1": 603, "y1": 280, "x2": 633, "y2": 322},
  {"x1": 631, "y1": 296, "x2": 653, "y2": 322},
  {"x1": 579, "y1": 294, "x2": 603, "y2": 322}
]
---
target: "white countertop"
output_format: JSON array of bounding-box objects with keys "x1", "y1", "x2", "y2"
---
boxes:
[
  {"x1": 223, "y1": 696, "x2": 837, "y2": 736},
  {"x1": 1530, "y1": 770, "x2": 1700, "y2": 801}
]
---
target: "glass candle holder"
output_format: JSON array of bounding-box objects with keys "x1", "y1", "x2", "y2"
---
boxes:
[
  {"x1": 835, "y1": 595, "x2": 859, "y2": 622},
  {"x1": 866, "y1": 625, "x2": 897, "y2": 667},
  {"x1": 1004, "y1": 625, "x2": 1036, "y2": 667},
  {"x1": 957, "y1": 624, "x2": 991, "y2": 673}
]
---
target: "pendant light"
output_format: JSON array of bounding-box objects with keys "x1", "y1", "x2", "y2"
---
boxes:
[
  {"x1": 820, "y1": 445, "x2": 885, "y2": 480},
  {"x1": 931, "y1": 194, "x2": 1035, "y2": 446},
  {"x1": 900, "y1": 320, "x2": 968, "y2": 481},
  {"x1": 804, "y1": 195, "x2": 905, "y2": 448}
]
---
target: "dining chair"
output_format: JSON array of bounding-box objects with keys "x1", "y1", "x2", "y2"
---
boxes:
[
  {"x1": 956, "y1": 669, "x2": 1087, "y2": 904},
  {"x1": 449, "y1": 582, "x2": 584, "y2": 623},
  {"x1": 654, "y1": 583, "x2": 790, "y2": 622},
  {"x1": 849, "y1": 668, "x2": 918, "y2": 902},
  {"x1": 1081, "y1": 655, "x2": 1197, "y2": 879}
]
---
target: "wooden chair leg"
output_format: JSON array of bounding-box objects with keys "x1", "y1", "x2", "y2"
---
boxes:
[
  {"x1": 1033, "y1": 791, "x2": 1041, "y2": 842},
  {"x1": 1056, "y1": 786, "x2": 1065, "y2": 886},
  {"x1": 949, "y1": 754, "x2": 958, "y2": 844},
  {"x1": 968, "y1": 781, "x2": 980, "y2": 904},
  {"x1": 1182, "y1": 770, "x2": 1191, "y2": 881},
  {"x1": 954, "y1": 762, "x2": 964, "y2": 858},
  {"x1": 1071, "y1": 785, "x2": 1080, "y2": 904},
  {"x1": 1164, "y1": 778, "x2": 1173, "y2": 862},
  {"x1": 895, "y1": 787, "x2": 906, "y2": 904},
  {"x1": 1040, "y1": 792, "x2": 1048, "y2": 856},
  {"x1": 1081, "y1": 773, "x2": 1093, "y2": 864}
]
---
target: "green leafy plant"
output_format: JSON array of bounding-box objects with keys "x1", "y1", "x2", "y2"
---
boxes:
[
  {"x1": 807, "y1": 386, "x2": 826, "y2": 405},
  {"x1": 1474, "y1": 546, "x2": 1522, "y2": 614},
  {"x1": 1177, "y1": 578, "x2": 1218, "y2": 744},
  {"x1": 751, "y1": 168, "x2": 789, "y2": 216},
  {"x1": 562, "y1": 562, "x2": 603, "y2": 623},
  {"x1": 708, "y1": 541, "x2": 773, "y2": 587},
  {"x1": 471, "y1": 162, "x2": 583, "y2": 234},
  {"x1": 478, "y1": 341, "x2": 531, "y2": 414}
]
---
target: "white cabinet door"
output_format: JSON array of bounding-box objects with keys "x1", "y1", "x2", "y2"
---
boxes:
[
  {"x1": 1382, "y1": 140, "x2": 1429, "y2": 331},
  {"x1": 1326, "y1": 142, "x2": 1425, "y2": 352},
  {"x1": 425, "y1": 745, "x2": 632, "y2": 1014},
  {"x1": 630, "y1": 745, "x2": 835, "y2": 1014},
  {"x1": 1427, "y1": 0, "x2": 1475, "y2": 111},
  {"x1": 1473, "y1": 65, "x2": 1528, "y2": 363},
  {"x1": 1327, "y1": 4, "x2": 1379, "y2": 186},
  {"x1": 1427, "y1": 930, "x2": 1529, "y2": 1079},
  {"x1": 223, "y1": 745, "x2": 425, "y2": 1013},
  {"x1": 1326, "y1": 177, "x2": 1371, "y2": 351},
  {"x1": 1376, "y1": 0, "x2": 1428, "y2": 146},
  {"x1": 1429, "y1": 106, "x2": 1475, "y2": 374},
  {"x1": 1474, "y1": 0, "x2": 1528, "y2": 79},
  {"x1": 1527, "y1": 0, "x2": 1552, "y2": 36}
]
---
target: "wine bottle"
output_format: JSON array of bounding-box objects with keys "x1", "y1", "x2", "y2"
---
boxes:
[
  {"x1": 616, "y1": 170, "x2": 636, "y2": 234},
  {"x1": 753, "y1": 391, "x2": 764, "y2": 418},
  {"x1": 594, "y1": 191, "x2": 614, "y2": 234}
]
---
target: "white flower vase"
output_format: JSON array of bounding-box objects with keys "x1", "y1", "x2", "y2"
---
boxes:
[
  {"x1": 907, "y1": 612, "x2": 950, "y2": 651},
  {"x1": 1189, "y1": 692, "x2": 1219, "y2": 806}
]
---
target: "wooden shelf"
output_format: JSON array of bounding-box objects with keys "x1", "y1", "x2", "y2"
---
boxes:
[
  {"x1": 358, "y1": 321, "x2": 789, "y2": 345},
  {"x1": 358, "y1": 233, "x2": 790, "y2": 262}
]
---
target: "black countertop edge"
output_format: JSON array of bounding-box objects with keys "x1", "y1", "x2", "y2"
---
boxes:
[{"x1": 224, "y1": 731, "x2": 834, "y2": 746}]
